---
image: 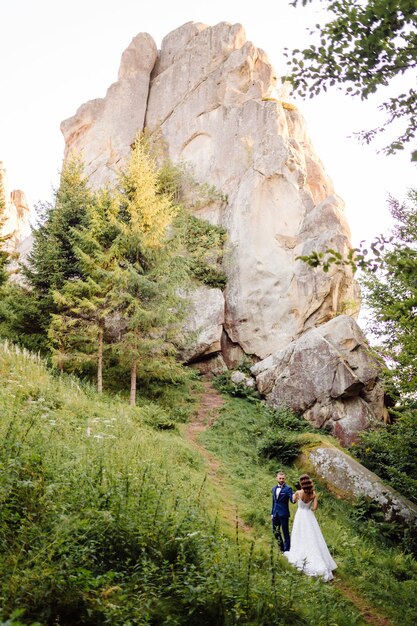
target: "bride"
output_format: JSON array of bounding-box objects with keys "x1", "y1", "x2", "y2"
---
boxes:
[{"x1": 283, "y1": 474, "x2": 337, "y2": 581}]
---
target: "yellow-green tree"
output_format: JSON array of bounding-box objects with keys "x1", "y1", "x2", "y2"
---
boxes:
[
  {"x1": 50, "y1": 139, "x2": 190, "y2": 402},
  {"x1": 112, "y1": 137, "x2": 189, "y2": 404}
]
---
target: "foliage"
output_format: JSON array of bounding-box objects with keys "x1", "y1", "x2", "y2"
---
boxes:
[
  {"x1": 23, "y1": 156, "x2": 91, "y2": 293},
  {"x1": 256, "y1": 404, "x2": 313, "y2": 465},
  {"x1": 350, "y1": 407, "x2": 417, "y2": 505},
  {"x1": 0, "y1": 342, "x2": 311, "y2": 626},
  {"x1": 157, "y1": 158, "x2": 228, "y2": 289},
  {"x1": 107, "y1": 138, "x2": 192, "y2": 403},
  {"x1": 0, "y1": 142, "x2": 229, "y2": 404},
  {"x1": 0, "y1": 283, "x2": 51, "y2": 354},
  {"x1": 350, "y1": 494, "x2": 417, "y2": 554},
  {"x1": 201, "y1": 395, "x2": 417, "y2": 624},
  {"x1": 298, "y1": 189, "x2": 417, "y2": 401},
  {"x1": 178, "y1": 211, "x2": 227, "y2": 288},
  {"x1": 296, "y1": 235, "x2": 392, "y2": 274},
  {"x1": 265, "y1": 404, "x2": 316, "y2": 432},
  {"x1": 361, "y1": 189, "x2": 417, "y2": 399},
  {"x1": 286, "y1": 0, "x2": 417, "y2": 159},
  {"x1": 213, "y1": 370, "x2": 261, "y2": 401},
  {"x1": 1, "y1": 157, "x2": 93, "y2": 353},
  {"x1": 2, "y1": 344, "x2": 417, "y2": 623},
  {"x1": 257, "y1": 430, "x2": 303, "y2": 465}
]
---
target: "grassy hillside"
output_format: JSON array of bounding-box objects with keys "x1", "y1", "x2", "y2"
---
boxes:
[
  {"x1": 1, "y1": 342, "x2": 416, "y2": 625},
  {"x1": 200, "y1": 394, "x2": 417, "y2": 625}
]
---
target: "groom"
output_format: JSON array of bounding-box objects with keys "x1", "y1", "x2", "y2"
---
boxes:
[{"x1": 271, "y1": 470, "x2": 294, "y2": 552}]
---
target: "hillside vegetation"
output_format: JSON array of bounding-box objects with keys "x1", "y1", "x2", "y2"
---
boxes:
[{"x1": 1, "y1": 342, "x2": 417, "y2": 626}]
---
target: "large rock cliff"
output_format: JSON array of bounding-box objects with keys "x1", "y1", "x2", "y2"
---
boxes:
[
  {"x1": 60, "y1": 21, "x2": 384, "y2": 443},
  {"x1": 0, "y1": 162, "x2": 31, "y2": 261}
]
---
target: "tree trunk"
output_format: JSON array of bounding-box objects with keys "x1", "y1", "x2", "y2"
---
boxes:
[
  {"x1": 130, "y1": 357, "x2": 137, "y2": 406},
  {"x1": 97, "y1": 328, "x2": 103, "y2": 393}
]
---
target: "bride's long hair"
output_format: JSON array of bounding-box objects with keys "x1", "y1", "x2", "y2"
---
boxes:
[{"x1": 299, "y1": 474, "x2": 314, "y2": 496}]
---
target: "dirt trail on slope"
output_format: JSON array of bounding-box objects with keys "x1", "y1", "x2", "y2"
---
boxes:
[
  {"x1": 334, "y1": 581, "x2": 393, "y2": 626},
  {"x1": 184, "y1": 379, "x2": 250, "y2": 532},
  {"x1": 184, "y1": 378, "x2": 395, "y2": 626}
]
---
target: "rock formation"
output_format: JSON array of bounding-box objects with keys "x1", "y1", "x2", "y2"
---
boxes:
[
  {"x1": 61, "y1": 33, "x2": 158, "y2": 190},
  {"x1": 0, "y1": 162, "x2": 32, "y2": 261},
  {"x1": 308, "y1": 445, "x2": 417, "y2": 527},
  {"x1": 252, "y1": 315, "x2": 388, "y2": 445},
  {"x1": 60, "y1": 21, "x2": 386, "y2": 443}
]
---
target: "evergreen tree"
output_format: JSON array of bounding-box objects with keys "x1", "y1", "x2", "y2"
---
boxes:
[
  {"x1": 24, "y1": 156, "x2": 91, "y2": 293},
  {"x1": 0, "y1": 156, "x2": 92, "y2": 353},
  {"x1": 112, "y1": 138, "x2": 189, "y2": 405},
  {"x1": 48, "y1": 190, "x2": 120, "y2": 390},
  {"x1": 50, "y1": 140, "x2": 190, "y2": 402}
]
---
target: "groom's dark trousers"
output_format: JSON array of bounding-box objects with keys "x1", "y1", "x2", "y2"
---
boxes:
[{"x1": 271, "y1": 484, "x2": 293, "y2": 551}]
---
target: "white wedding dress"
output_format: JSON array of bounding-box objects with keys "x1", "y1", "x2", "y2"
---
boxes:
[{"x1": 283, "y1": 498, "x2": 337, "y2": 581}]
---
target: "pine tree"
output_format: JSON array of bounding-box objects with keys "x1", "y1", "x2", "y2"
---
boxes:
[
  {"x1": 2, "y1": 156, "x2": 93, "y2": 353},
  {"x1": 24, "y1": 156, "x2": 92, "y2": 293},
  {"x1": 111, "y1": 137, "x2": 190, "y2": 405},
  {"x1": 48, "y1": 190, "x2": 120, "y2": 390},
  {"x1": 49, "y1": 141, "x2": 190, "y2": 402}
]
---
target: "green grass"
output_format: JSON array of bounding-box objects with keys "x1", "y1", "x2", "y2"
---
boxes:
[
  {"x1": 1, "y1": 341, "x2": 416, "y2": 625},
  {"x1": 200, "y1": 395, "x2": 417, "y2": 626}
]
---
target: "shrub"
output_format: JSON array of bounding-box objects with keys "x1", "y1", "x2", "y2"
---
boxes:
[
  {"x1": 351, "y1": 495, "x2": 417, "y2": 556},
  {"x1": 212, "y1": 371, "x2": 261, "y2": 401},
  {"x1": 350, "y1": 408, "x2": 417, "y2": 504},
  {"x1": 257, "y1": 430, "x2": 302, "y2": 465},
  {"x1": 266, "y1": 405, "x2": 314, "y2": 432}
]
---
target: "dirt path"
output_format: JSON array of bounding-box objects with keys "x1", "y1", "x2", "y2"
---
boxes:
[
  {"x1": 184, "y1": 379, "x2": 250, "y2": 532},
  {"x1": 185, "y1": 379, "x2": 224, "y2": 477},
  {"x1": 334, "y1": 581, "x2": 393, "y2": 626},
  {"x1": 185, "y1": 379, "x2": 394, "y2": 626}
]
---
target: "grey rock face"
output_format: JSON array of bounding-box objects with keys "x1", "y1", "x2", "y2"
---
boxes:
[
  {"x1": 61, "y1": 32, "x2": 158, "y2": 189},
  {"x1": 179, "y1": 286, "x2": 225, "y2": 363},
  {"x1": 0, "y1": 162, "x2": 32, "y2": 269},
  {"x1": 309, "y1": 446, "x2": 417, "y2": 527},
  {"x1": 252, "y1": 315, "x2": 386, "y2": 446}
]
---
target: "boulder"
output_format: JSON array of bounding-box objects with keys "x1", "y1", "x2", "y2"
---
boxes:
[
  {"x1": 309, "y1": 446, "x2": 417, "y2": 527},
  {"x1": 251, "y1": 315, "x2": 384, "y2": 445},
  {"x1": 179, "y1": 286, "x2": 224, "y2": 363}
]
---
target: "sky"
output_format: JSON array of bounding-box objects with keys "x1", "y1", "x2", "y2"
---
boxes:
[{"x1": 1, "y1": 0, "x2": 415, "y2": 247}]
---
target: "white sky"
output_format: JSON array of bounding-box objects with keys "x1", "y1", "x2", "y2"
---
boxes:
[{"x1": 1, "y1": 0, "x2": 415, "y2": 247}]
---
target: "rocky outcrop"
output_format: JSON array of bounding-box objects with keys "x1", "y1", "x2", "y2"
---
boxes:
[
  {"x1": 60, "y1": 21, "x2": 386, "y2": 441},
  {"x1": 61, "y1": 33, "x2": 158, "y2": 189},
  {"x1": 308, "y1": 445, "x2": 417, "y2": 527},
  {"x1": 144, "y1": 22, "x2": 360, "y2": 359},
  {"x1": 0, "y1": 162, "x2": 31, "y2": 258},
  {"x1": 61, "y1": 21, "x2": 360, "y2": 361},
  {"x1": 179, "y1": 286, "x2": 225, "y2": 363},
  {"x1": 251, "y1": 315, "x2": 387, "y2": 446}
]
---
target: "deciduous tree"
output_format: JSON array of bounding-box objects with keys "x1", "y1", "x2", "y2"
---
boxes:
[
  {"x1": 361, "y1": 189, "x2": 417, "y2": 400},
  {"x1": 286, "y1": 0, "x2": 417, "y2": 159}
]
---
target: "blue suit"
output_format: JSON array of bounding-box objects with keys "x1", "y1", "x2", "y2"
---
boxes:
[{"x1": 271, "y1": 483, "x2": 294, "y2": 551}]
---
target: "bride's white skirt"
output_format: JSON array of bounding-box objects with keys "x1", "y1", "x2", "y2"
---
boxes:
[{"x1": 283, "y1": 507, "x2": 337, "y2": 581}]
